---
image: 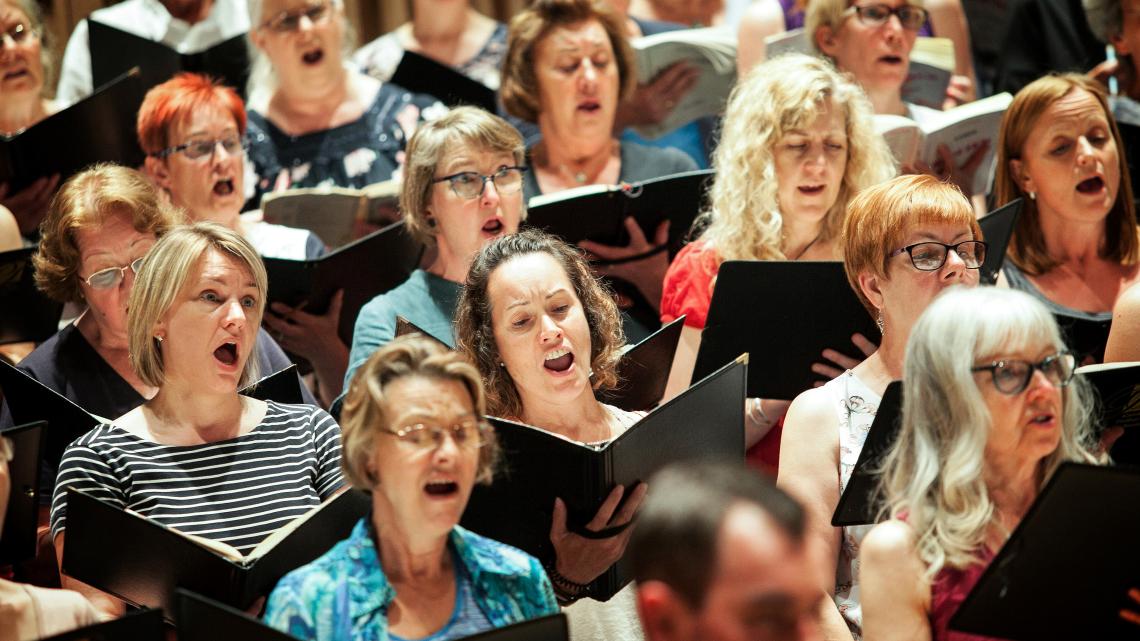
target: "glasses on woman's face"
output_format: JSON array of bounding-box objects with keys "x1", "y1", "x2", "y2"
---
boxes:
[
  {"x1": 972, "y1": 352, "x2": 1076, "y2": 395},
  {"x1": 383, "y1": 419, "x2": 491, "y2": 454},
  {"x1": 844, "y1": 3, "x2": 929, "y2": 30},
  {"x1": 152, "y1": 135, "x2": 246, "y2": 162},
  {"x1": 0, "y1": 22, "x2": 37, "y2": 48},
  {"x1": 889, "y1": 240, "x2": 987, "y2": 271},
  {"x1": 83, "y1": 257, "x2": 144, "y2": 290},
  {"x1": 432, "y1": 166, "x2": 527, "y2": 200},
  {"x1": 261, "y1": 0, "x2": 330, "y2": 32}
]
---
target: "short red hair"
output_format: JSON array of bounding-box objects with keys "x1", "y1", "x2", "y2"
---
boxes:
[{"x1": 136, "y1": 73, "x2": 247, "y2": 156}]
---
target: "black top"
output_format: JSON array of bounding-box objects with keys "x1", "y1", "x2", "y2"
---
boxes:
[{"x1": 994, "y1": 0, "x2": 1104, "y2": 95}]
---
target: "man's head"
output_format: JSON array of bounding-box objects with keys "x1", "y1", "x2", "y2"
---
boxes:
[{"x1": 630, "y1": 462, "x2": 824, "y2": 641}]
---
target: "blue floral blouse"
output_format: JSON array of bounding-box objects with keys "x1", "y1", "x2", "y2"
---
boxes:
[{"x1": 264, "y1": 519, "x2": 559, "y2": 641}]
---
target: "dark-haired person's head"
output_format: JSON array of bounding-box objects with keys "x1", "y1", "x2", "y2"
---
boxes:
[{"x1": 630, "y1": 461, "x2": 823, "y2": 641}]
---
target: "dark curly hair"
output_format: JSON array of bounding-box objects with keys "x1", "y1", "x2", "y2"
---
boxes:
[{"x1": 455, "y1": 229, "x2": 625, "y2": 420}]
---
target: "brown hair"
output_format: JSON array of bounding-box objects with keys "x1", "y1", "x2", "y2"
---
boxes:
[
  {"x1": 455, "y1": 230, "x2": 624, "y2": 419},
  {"x1": 994, "y1": 73, "x2": 1139, "y2": 275},
  {"x1": 501, "y1": 0, "x2": 636, "y2": 123},
  {"x1": 339, "y1": 334, "x2": 500, "y2": 489},
  {"x1": 33, "y1": 164, "x2": 178, "y2": 304}
]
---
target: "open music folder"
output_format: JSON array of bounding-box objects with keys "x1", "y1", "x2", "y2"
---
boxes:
[
  {"x1": 89, "y1": 21, "x2": 249, "y2": 95},
  {"x1": 0, "y1": 420, "x2": 44, "y2": 564},
  {"x1": 0, "y1": 247, "x2": 64, "y2": 345},
  {"x1": 389, "y1": 50, "x2": 498, "y2": 112}
]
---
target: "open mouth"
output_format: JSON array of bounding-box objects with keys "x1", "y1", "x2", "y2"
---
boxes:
[
  {"x1": 214, "y1": 342, "x2": 238, "y2": 366},
  {"x1": 879, "y1": 55, "x2": 904, "y2": 65},
  {"x1": 798, "y1": 184, "x2": 825, "y2": 194},
  {"x1": 424, "y1": 481, "x2": 459, "y2": 496},
  {"x1": 544, "y1": 348, "x2": 574, "y2": 373},
  {"x1": 1076, "y1": 176, "x2": 1105, "y2": 193},
  {"x1": 577, "y1": 100, "x2": 601, "y2": 113},
  {"x1": 301, "y1": 48, "x2": 324, "y2": 65},
  {"x1": 213, "y1": 179, "x2": 235, "y2": 196},
  {"x1": 482, "y1": 219, "x2": 504, "y2": 234},
  {"x1": 1030, "y1": 413, "x2": 1055, "y2": 426},
  {"x1": 2, "y1": 68, "x2": 28, "y2": 81}
]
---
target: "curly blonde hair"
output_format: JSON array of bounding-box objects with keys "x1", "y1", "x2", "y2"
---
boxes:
[
  {"x1": 455, "y1": 230, "x2": 624, "y2": 420},
  {"x1": 696, "y1": 54, "x2": 896, "y2": 263}
]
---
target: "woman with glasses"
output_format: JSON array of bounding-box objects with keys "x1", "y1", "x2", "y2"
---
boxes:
[
  {"x1": 137, "y1": 72, "x2": 344, "y2": 406},
  {"x1": 994, "y1": 74, "x2": 1140, "y2": 363},
  {"x1": 242, "y1": 0, "x2": 443, "y2": 207},
  {"x1": 265, "y1": 334, "x2": 558, "y2": 641},
  {"x1": 777, "y1": 174, "x2": 983, "y2": 641},
  {"x1": 455, "y1": 230, "x2": 648, "y2": 640},
  {"x1": 1, "y1": 165, "x2": 308, "y2": 429},
  {"x1": 345, "y1": 107, "x2": 525, "y2": 388},
  {"x1": 50, "y1": 223, "x2": 345, "y2": 617},
  {"x1": 0, "y1": 0, "x2": 59, "y2": 237},
  {"x1": 860, "y1": 286, "x2": 1098, "y2": 641}
]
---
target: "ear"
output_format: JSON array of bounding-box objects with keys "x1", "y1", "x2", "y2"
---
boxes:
[
  {"x1": 1008, "y1": 158, "x2": 1034, "y2": 195},
  {"x1": 1112, "y1": 32, "x2": 1132, "y2": 56},
  {"x1": 857, "y1": 270, "x2": 886, "y2": 317},
  {"x1": 249, "y1": 26, "x2": 268, "y2": 51},
  {"x1": 815, "y1": 24, "x2": 840, "y2": 58},
  {"x1": 144, "y1": 155, "x2": 172, "y2": 191},
  {"x1": 636, "y1": 581, "x2": 696, "y2": 641}
]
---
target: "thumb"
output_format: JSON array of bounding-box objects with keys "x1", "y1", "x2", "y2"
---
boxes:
[
  {"x1": 550, "y1": 497, "x2": 568, "y2": 540},
  {"x1": 328, "y1": 289, "x2": 345, "y2": 318},
  {"x1": 653, "y1": 219, "x2": 671, "y2": 246}
]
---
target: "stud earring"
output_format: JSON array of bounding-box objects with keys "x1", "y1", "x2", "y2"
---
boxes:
[
  {"x1": 154, "y1": 335, "x2": 164, "y2": 342},
  {"x1": 1028, "y1": 191, "x2": 1036, "y2": 200}
]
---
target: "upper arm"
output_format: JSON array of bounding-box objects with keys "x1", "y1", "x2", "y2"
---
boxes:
[
  {"x1": 50, "y1": 441, "x2": 125, "y2": 539},
  {"x1": 309, "y1": 408, "x2": 345, "y2": 498},
  {"x1": 736, "y1": 0, "x2": 786, "y2": 76},
  {"x1": 859, "y1": 521, "x2": 932, "y2": 641},
  {"x1": 345, "y1": 296, "x2": 396, "y2": 388},
  {"x1": 1106, "y1": 284, "x2": 1140, "y2": 362},
  {"x1": 777, "y1": 388, "x2": 843, "y2": 588},
  {"x1": 926, "y1": 0, "x2": 977, "y2": 82}
]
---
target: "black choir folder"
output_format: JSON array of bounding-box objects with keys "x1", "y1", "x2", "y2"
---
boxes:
[
  {"x1": 831, "y1": 382, "x2": 902, "y2": 527},
  {"x1": 949, "y1": 463, "x2": 1140, "y2": 641},
  {"x1": 241, "y1": 364, "x2": 305, "y2": 406},
  {"x1": 0, "y1": 421, "x2": 44, "y2": 564},
  {"x1": 1056, "y1": 315, "x2": 1112, "y2": 364},
  {"x1": 1080, "y1": 361, "x2": 1140, "y2": 467},
  {"x1": 39, "y1": 608, "x2": 164, "y2": 641},
  {"x1": 89, "y1": 21, "x2": 249, "y2": 95},
  {"x1": 262, "y1": 220, "x2": 425, "y2": 344},
  {"x1": 390, "y1": 50, "x2": 498, "y2": 112},
  {"x1": 0, "y1": 69, "x2": 144, "y2": 193},
  {"x1": 62, "y1": 488, "x2": 370, "y2": 614},
  {"x1": 0, "y1": 247, "x2": 64, "y2": 344},
  {"x1": 461, "y1": 355, "x2": 747, "y2": 600},
  {"x1": 976, "y1": 198, "x2": 1022, "y2": 285},
  {"x1": 693, "y1": 261, "x2": 880, "y2": 400},
  {"x1": 525, "y1": 170, "x2": 714, "y2": 259}
]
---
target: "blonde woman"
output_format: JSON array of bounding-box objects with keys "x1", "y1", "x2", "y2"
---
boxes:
[
  {"x1": 860, "y1": 286, "x2": 1099, "y2": 641},
  {"x1": 659, "y1": 53, "x2": 895, "y2": 468}
]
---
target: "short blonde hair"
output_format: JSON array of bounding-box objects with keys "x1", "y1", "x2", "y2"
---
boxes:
[
  {"x1": 401, "y1": 107, "x2": 526, "y2": 246},
  {"x1": 697, "y1": 54, "x2": 896, "y2": 263},
  {"x1": 501, "y1": 0, "x2": 636, "y2": 123},
  {"x1": 806, "y1": 0, "x2": 925, "y2": 57},
  {"x1": 994, "y1": 73, "x2": 1139, "y2": 275},
  {"x1": 128, "y1": 223, "x2": 267, "y2": 389},
  {"x1": 34, "y1": 164, "x2": 178, "y2": 304},
  {"x1": 5, "y1": 0, "x2": 55, "y2": 97},
  {"x1": 339, "y1": 335, "x2": 499, "y2": 489},
  {"x1": 843, "y1": 174, "x2": 980, "y2": 315}
]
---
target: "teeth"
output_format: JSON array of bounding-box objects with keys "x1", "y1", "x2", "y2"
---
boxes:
[{"x1": 545, "y1": 348, "x2": 570, "y2": 361}]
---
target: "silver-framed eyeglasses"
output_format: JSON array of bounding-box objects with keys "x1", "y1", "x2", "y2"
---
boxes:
[
  {"x1": 261, "y1": 0, "x2": 331, "y2": 32},
  {"x1": 432, "y1": 166, "x2": 528, "y2": 200},
  {"x1": 83, "y1": 257, "x2": 144, "y2": 290},
  {"x1": 0, "y1": 22, "x2": 36, "y2": 47},
  {"x1": 382, "y1": 419, "x2": 492, "y2": 453},
  {"x1": 844, "y1": 4, "x2": 929, "y2": 30},
  {"x1": 151, "y1": 135, "x2": 246, "y2": 162},
  {"x1": 888, "y1": 240, "x2": 987, "y2": 271},
  {"x1": 971, "y1": 352, "x2": 1076, "y2": 395}
]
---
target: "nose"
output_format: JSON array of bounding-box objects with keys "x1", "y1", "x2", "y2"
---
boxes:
[
  {"x1": 579, "y1": 59, "x2": 598, "y2": 90},
  {"x1": 1025, "y1": 366, "x2": 1060, "y2": 396},
  {"x1": 431, "y1": 429, "x2": 461, "y2": 461},
  {"x1": 1075, "y1": 136, "x2": 1096, "y2": 166},
  {"x1": 222, "y1": 298, "x2": 247, "y2": 329},
  {"x1": 539, "y1": 314, "x2": 563, "y2": 343},
  {"x1": 941, "y1": 247, "x2": 968, "y2": 280},
  {"x1": 296, "y1": 13, "x2": 315, "y2": 31},
  {"x1": 480, "y1": 176, "x2": 501, "y2": 207}
]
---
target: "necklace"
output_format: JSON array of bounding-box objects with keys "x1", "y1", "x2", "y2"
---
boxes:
[{"x1": 790, "y1": 229, "x2": 825, "y2": 260}]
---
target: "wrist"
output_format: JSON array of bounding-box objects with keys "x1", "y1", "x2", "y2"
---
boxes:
[{"x1": 547, "y1": 563, "x2": 591, "y2": 605}]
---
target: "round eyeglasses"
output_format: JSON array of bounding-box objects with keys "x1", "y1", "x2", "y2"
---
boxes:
[
  {"x1": 261, "y1": 0, "x2": 330, "y2": 32},
  {"x1": 844, "y1": 4, "x2": 929, "y2": 30},
  {"x1": 971, "y1": 352, "x2": 1076, "y2": 395},
  {"x1": 432, "y1": 166, "x2": 527, "y2": 200},
  {"x1": 82, "y1": 257, "x2": 144, "y2": 290},
  {"x1": 0, "y1": 23, "x2": 37, "y2": 48},
  {"x1": 889, "y1": 240, "x2": 987, "y2": 271},
  {"x1": 382, "y1": 419, "x2": 492, "y2": 453},
  {"x1": 151, "y1": 136, "x2": 245, "y2": 162}
]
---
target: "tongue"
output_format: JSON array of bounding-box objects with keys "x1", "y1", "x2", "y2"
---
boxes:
[
  {"x1": 482, "y1": 220, "x2": 502, "y2": 233},
  {"x1": 544, "y1": 352, "x2": 574, "y2": 372},
  {"x1": 214, "y1": 181, "x2": 233, "y2": 195},
  {"x1": 214, "y1": 344, "x2": 237, "y2": 365}
]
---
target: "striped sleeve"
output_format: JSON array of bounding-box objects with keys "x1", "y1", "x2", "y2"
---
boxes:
[
  {"x1": 50, "y1": 426, "x2": 127, "y2": 539},
  {"x1": 307, "y1": 407, "x2": 344, "y2": 500}
]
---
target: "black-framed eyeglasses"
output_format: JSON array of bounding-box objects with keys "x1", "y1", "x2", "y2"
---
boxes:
[
  {"x1": 0, "y1": 22, "x2": 37, "y2": 47},
  {"x1": 151, "y1": 135, "x2": 246, "y2": 162},
  {"x1": 382, "y1": 419, "x2": 492, "y2": 453},
  {"x1": 844, "y1": 4, "x2": 929, "y2": 30},
  {"x1": 888, "y1": 240, "x2": 987, "y2": 271},
  {"x1": 82, "y1": 257, "x2": 144, "y2": 290},
  {"x1": 971, "y1": 352, "x2": 1076, "y2": 395},
  {"x1": 432, "y1": 166, "x2": 527, "y2": 200},
  {"x1": 261, "y1": 0, "x2": 331, "y2": 32}
]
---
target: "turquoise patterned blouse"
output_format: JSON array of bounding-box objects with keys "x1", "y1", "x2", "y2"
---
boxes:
[{"x1": 264, "y1": 519, "x2": 559, "y2": 641}]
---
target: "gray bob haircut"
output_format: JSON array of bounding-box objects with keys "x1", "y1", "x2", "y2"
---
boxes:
[
  {"x1": 879, "y1": 286, "x2": 1100, "y2": 577},
  {"x1": 128, "y1": 222, "x2": 267, "y2": 389}
]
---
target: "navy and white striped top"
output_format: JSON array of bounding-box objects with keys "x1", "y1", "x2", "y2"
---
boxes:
[{"x1": 50, "y1": 401, "x2": 344, "y2": 556}]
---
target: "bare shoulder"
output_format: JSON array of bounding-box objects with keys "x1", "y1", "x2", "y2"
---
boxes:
[
  {"x1": 739, "y1": 0, "x2": 786, "y2": 33},
  {"x1": 783, "y1": 385, "x2": 840, "y2": 439},
  {"x1": 862, "y1": 519, "x2": 918, "y2": 561}
]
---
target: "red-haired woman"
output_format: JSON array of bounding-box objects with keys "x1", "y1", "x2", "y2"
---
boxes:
[{"x1": 137, "y1": 73, "x2": 346, "y2": 406}]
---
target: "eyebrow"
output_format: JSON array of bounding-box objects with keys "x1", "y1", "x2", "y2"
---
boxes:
[
  {"x1": 505, "y1": 288, "x2": 570, "y2": 311},
  {"x1": 391, "y1": 409, "x2": 478, "y2": 424}
]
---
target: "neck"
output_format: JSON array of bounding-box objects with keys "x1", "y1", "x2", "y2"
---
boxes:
[
  {"x1": 426, "y1": 243, "x2": 471, "y2": 283},
  {"x1": 75, "y1": 310, "x2": 129, "y2": 353},
  {"x1": 372, "y1": 502, "x2": 452, "y2": 582},
  {"x1": 521, "y1": 389, "x2": 612, "y2": 443},
  {"x1": 873, "y1": 315, "x2": 909, "y2": 380},
  {"x1": 1038, "y1": 208, "x2": 1106, "y2": 265},
  {"x1": 535, "y1": 137, "x2": 615, "y2": 185},
  {"x1": 163, "y1": 0, "x2": 213, "y2": 23},
  {"x1": 0, "y1": 96, "x2": 46, "y2": 135},
  {"x1": 865, "y1": 85, "x2": 907, "y2": 117},
  {"x1": 147, "y1": 383, "x2": 244, "y2": 443},
  {"x1": 781, "y1": 216, "x2": 825, "y2": 259},
  {"x1": 986, "y1": 459, "x2": 1041, "y2": 529},
  {"x1": 410, "y1": 1, "x2": 470, "y2": 42},
  {"x1": 273, "y1": 64, "x2": 351, "y2": 123}
]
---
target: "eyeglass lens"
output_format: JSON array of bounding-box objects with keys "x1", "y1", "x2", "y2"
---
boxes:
[
  {"x1": 449, "y1": 168, "x2": 524, "y2": 199},
  {"x1": 268, "y1": 1, "x2": 328, "y2": 31},
  {"x1": 991, "y1": 354, "x2": 1075, "y2": 394},
  {"x1": 396, "y1": 422, "x2": 485, "y2": 450},
  {"x1": 853, "y1": 4, "x2": 927, "y2": 29},
  {"x1": 908, "y1": 241, "x2": 986, "y2": 270},
  {"x1": 86, "y1": 257, "x2": 144, "y2": 289}
]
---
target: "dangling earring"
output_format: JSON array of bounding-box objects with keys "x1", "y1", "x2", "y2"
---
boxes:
[
  {"x1": 875, "y1": 311, "x2": 884, "y2": 333},
  {"x1": 154, "y1": 335, "x2": 164, "y2": 343}
]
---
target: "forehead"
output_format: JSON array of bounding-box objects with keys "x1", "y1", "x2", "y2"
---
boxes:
[
  {"x1": 538, "y1": 19, "x2": 613, "y2": 56},
  {"x1": 704, "y1": 506, "x2": 818, "y2": 604},
  {"x1": 899, "y1": 220, "x2": 974, "y2": 244},
  {"x1": 782, "y1": 100, "x2": 847, "y2": 136},
  {"x1": 384, "y1": 375, "x2": 474, "y2": 419},
  {"x1": 440, "y1": 144, "x2": 516, "y2": 173},
  {"x1": 170, "y1": 103, "x2": 239, "y2": 140},
  {"x1": 0, "y1": 2, "x2": 29, "y2": 24},
  {"x1": 196, "y1": 247, "x2": 254, "y2": 282},
  {"x1": 1032, "y1": 89, "x2": 1107, "y2": 136},
  {"x1": 75, "y1": 211, "x2": 151, "y2": 257},
  {"x1": 488, "y1": 252, "x2": 574, "y2": 304}
]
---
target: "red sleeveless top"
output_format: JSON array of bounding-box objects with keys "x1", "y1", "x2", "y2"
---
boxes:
[{"x1": 929, "y1": 548, "x2": 1005, "y2": 641}]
